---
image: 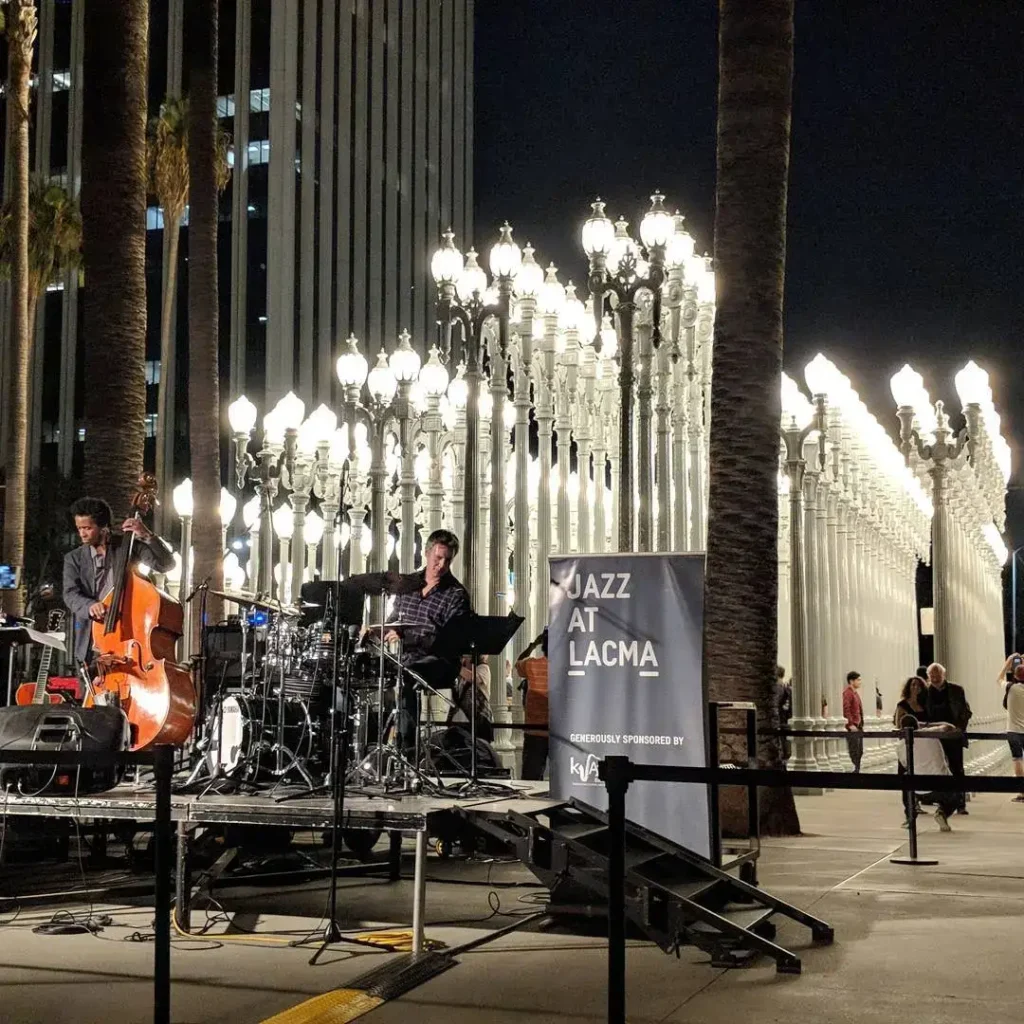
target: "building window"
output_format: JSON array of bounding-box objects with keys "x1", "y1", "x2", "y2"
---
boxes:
[
  {"x1": 145, "y1": 361, "x2": 161, "y2": 386},
  {"x1": 147, "y1": 205, "x2": 190, "y2": 232}
]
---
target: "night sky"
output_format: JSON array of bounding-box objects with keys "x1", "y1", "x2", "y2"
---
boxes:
[{"x1": 474, "y1": 1, "x2": 1024, "y2": 542}]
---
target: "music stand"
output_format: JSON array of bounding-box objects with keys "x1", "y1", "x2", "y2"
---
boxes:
[
  {"x1": 433, "y1": 612, "x2": 523, "y2": 796},
  {"x1": 0, "y1": 626, "x2": 66, "y2": 706}
]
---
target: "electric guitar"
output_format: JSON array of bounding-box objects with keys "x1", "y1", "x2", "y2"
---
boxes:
[{"x1": 15, "y1": 610, "x2": 67, "y2": 706}]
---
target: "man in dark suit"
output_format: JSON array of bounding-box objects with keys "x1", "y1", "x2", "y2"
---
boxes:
[
  {"x1": 922, "y1": 661, "x2": 973, "y2": 814},
  {"x1": 62, "y1": 497, "x2": 176, "y2": 667}
]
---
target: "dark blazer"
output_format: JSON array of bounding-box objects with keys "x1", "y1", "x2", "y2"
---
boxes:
[
  {"x1": 62, "y1": 533, "x2": 175, "y2": 665},
  {"x1": 922, "y1": 681, "x2": 972, "y2": 743}
]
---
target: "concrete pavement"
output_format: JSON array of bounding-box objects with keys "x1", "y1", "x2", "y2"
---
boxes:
[{"x1": 0, "y1": 786, "x2": 1021, "y2": 1022}]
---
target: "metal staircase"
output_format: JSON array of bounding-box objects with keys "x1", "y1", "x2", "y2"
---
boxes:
[{"x1": 463, "y1": 798, "x2": 834, "y2": 974}]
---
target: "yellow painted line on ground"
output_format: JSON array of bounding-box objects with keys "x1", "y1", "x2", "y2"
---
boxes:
[{"x1": 261, "y1": 988, "x2": 384, "y2": 1024}]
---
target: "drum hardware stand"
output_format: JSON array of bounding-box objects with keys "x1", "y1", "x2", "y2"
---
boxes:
[
  {"x1": 178, "y1": 581, "x2": 240, "y2": 795},
  {"x1": 358, "y1": 640, "x2": 449, "y2": 795},
  {"x1": 266, "y1": 609, "x2": 316, "y2": 792}
]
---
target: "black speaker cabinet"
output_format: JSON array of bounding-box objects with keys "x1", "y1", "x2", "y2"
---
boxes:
[
  {"x1": 204, "y1": 624, "x2": 245, "y2": 687},
  {"x1": 0, "y1": 705, "x2": 129, "y2": 795}
]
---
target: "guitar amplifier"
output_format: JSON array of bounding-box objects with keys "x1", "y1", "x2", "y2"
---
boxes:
[
  {"x1": 0, "y1": 705, "x2": 129, "y2": 795},
  {"x1": 46, "y1": 676, "x2": 82, "y2": 700}
]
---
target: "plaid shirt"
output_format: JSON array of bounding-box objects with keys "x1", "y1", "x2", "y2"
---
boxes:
[{"x1": 387, "y1": 570, "x2": 470, "y2": 659}]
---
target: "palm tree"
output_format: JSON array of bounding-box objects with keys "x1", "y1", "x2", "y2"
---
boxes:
[
  {"x1": 704, "y1": 0, "x2": 799, "y2": 834},
  {"x1": 148, "y1": 97, "x2": 189, "y2": 536},
  {"x1": 0, "y1": 178, "x2": 83, "y2": 326},
  {"x1": 80, "y1": 1, "x2": 150, "y2": 518},
  {"x1": 0, "y1": 0, "x2": 38, "y2": 618},
  {"x1": 185, "y1": 0, "x2": 225, "y2": 628}
]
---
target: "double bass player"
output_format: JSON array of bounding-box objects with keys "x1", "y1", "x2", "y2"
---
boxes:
[{"x1": 62, "y1": 496, "x2": 176, "y2": 668}]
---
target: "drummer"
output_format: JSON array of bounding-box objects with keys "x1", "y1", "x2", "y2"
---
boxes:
[{"x1": 383, "y1": 529, "x2": 470, "y2": 750}]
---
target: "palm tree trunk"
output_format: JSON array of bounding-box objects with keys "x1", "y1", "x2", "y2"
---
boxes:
[
  {"x1": 706, "y1": 0, "x2": 799, "y2": 834},
  {"x1": 155, "y1": 215, "x2": 181, "y2": 537},
  {"x1": 81, "y1": 1, "x2": 149, "y2": 517},
  {"x1": 1, "y1": 1, "x2": 37, "y2": 618},
  {"x1": 186, "y1": 0, "x2": 224, "y2": 631}
]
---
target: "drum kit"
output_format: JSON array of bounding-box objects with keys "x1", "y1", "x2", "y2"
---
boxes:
[{"x1": 182, "y1": 585, "x2": 469, "y2": 797}]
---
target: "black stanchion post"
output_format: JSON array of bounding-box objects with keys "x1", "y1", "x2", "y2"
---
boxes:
[
  {"x1": 891, "y1": 724, "x2": 937, "y2": 867},
  {"x1": 603, "y1": 755, "x2": 630, "y2": 1024},
  {"x1": 706, "y1": 703, "x2": 721, "y2": 867},
  {"x1": 746, "y1": 707, "x2": 759, "y2": 847},
  {"x1": 153, "y1": 745, "x2": 173, "y2": 1024}
]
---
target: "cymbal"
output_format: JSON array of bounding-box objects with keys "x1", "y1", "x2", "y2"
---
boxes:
[
  {"x1": 366, "y1": 621, "x2": 429, "y2": 630},
  {"x1": 212, "y1": 590, "x2": 301, "y2": 617}
]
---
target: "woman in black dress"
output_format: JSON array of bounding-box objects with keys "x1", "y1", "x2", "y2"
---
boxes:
[{"x1": 895, "y1": 676, "x2": 929, "y2": 825}]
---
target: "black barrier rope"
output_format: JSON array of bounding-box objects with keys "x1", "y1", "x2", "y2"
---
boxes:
[
  {"x1": 599, "y1": 748, "x2": 1024, "y2": 1024},
  {"x1": 418, "y1": 724, "x2": 1018, "y2": 741},
  {"x1": 719, "y1": 726, "x2": 1013, "y2": 742}
]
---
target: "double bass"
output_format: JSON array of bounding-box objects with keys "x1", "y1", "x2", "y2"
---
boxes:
[{"x1": 92, "y1": 474, "x2": 196, "y2": 749}]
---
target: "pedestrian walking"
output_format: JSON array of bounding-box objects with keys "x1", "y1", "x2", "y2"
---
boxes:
[{"x1": 896, "y1": 712, "x2": 959, "y2": 832}]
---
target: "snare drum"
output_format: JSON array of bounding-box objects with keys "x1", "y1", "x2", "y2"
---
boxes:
[
  {"x1": 203, "y1": 692, "x2": 317, "y2": 780},
  {"x1": 348, "y1": 645, "x2": 400, "y2": 690}
]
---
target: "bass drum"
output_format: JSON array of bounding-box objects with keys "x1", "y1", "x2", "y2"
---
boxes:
[{"x1": 203, "y1": 692, "x2": 317, "y2": 781}]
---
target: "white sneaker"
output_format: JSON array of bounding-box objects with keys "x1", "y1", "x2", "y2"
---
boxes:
[{"x1": 934, "y1": 808, "x2": 952, "y2": 832}]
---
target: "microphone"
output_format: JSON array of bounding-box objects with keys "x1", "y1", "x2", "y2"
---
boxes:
[{"x1": 185, "y1": 575, "x2": 212, "y2": 603}]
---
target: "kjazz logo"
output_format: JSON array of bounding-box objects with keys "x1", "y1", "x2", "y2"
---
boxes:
[{"x1": 569, "y1": 753, "x2": 601, "y2": 785}]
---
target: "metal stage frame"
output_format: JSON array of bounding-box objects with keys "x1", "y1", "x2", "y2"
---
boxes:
[{"x1": 0, "y1": 779, "x2": 559, "y2": 954}]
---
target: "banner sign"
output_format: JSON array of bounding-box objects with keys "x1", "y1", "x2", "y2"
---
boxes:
[{"x1": 548, "y1": 553, "x2": 710, "y2": 859}]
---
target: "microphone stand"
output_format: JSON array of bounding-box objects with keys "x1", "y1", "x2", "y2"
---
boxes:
[
  {"x1": 298, "y1": 585, "x2": 391, "y2": 961},
  {"x1": 184, "y1": 577, "x2": 211, "y2": 766}
]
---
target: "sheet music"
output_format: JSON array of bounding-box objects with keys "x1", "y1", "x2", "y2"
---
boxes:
[{"x1": 0, "y1": 627, "x2": 67, "y2": 652}]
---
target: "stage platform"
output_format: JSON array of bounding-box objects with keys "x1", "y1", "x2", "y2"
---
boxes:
[
  {"x1": 0, "y1": 777, "x2": 556, "y2": 833},
  {"x1": 0, "y1": 777, "x2": 560, "y2": 954}
]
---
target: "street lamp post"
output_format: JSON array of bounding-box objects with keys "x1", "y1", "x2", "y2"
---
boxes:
[
  {"x1": 272, "y1": 502, "x2": 294, "y2": 604},
  {"x1": 417, "y1": 346, "x2": 449, "y2": 537},
  {"x1": 1012, "y1": 546, "x2": 1024, "y2": 653},
  {"x1": 575, "y1": 306, "x2": 597, "y2": 554},
  {"x1": 780, "y1": 375, "x2": 827, "y2": 773},
  {"x1": 555, "y1": 284, "x2": 584, "y2": 553},
  {"x1": 512, "y1": 245, "x2": 542, "y2": 640},
  {"x1": 313, "y1": 428, "x2": 347, "y2": 580},
  {"x1": 242, "y1": 493, "x2": 261, "y2": 589},
  {"x1": 583, "y1": 194, "x2": 672, "y2": 551},
  {"x1": 389, "y1": 330, "x2": 423, "y2": 572},
  {"x1": 335, "y1": 335, "x2": 370, "y2": 578},
  {"x1": 289, "y1": 404, "x2": 336, "y2": 598},
  {"x1": 173, "y1": 478, "x2": 194, "y2": 661},
  {"x1": 228, "y1": 391, "x2": 305, "y2": 596},
  {"x1": 432, "y1": 223, "x2": 521, "y2": 608},
  {"x1": 892, "y1": 364, "x2": 978, "y2": 670},
  {"x1": 533, "y1": 263, "x2": 563, "y2": 619}
]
